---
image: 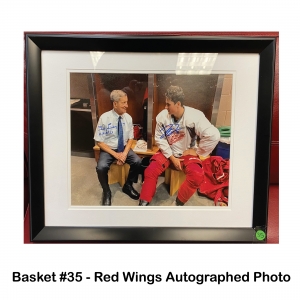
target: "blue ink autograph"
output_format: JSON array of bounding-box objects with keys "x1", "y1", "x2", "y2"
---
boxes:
[
  {"x1": 97, "y1": 122, "x2": 118, "y2": 136},
  {"x1": 159, "y1": 124, "x2": 182, "y2": 139},
  {"x1": 107, "y1": 123, "x2": 117, "y2": 130}
]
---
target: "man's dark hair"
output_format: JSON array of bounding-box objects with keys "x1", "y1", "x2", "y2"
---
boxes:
[{"x1": 165, "y1": 86, "x2": 185, "y2": 105}]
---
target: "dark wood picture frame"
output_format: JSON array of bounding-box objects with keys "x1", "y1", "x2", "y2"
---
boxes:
[{"x1": 25, "y1": 32, "x2": 276, "y2": 243}]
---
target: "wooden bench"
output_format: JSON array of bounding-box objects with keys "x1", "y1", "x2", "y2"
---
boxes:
[
  {"x1": 164, "y1": 168, "x2": 186, "y2": 196},
  {"x1": 108, "y1": 163, "x2": 129, "y2": 186}
]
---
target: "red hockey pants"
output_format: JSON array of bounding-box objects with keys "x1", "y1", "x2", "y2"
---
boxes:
[{"x1": 140, "y1": 152, "x2": 204, "y2": 203}]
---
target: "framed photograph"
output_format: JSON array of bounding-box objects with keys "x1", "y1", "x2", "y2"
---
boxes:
[{"x1": 25, "y1": 32, "x2": 276, "y2": 243}]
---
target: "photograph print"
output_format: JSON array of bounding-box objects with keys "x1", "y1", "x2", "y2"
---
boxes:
[{"x1": 70, "y1": 72, "x2": 232, "y2": 207}]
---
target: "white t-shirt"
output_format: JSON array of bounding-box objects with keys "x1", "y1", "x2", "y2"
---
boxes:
[
  {"x1": 94, "y1": 109, "x2": 134, "y2": 149},
  {"x1": 155, "y1": 106, "x2": 220, "y2": 158}
]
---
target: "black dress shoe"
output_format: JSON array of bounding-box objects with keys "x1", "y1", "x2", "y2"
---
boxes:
[
  {"x1": 139, "y1": 200, "x2": 149, "y2": 206},
  {"x1": 102, "y1": 191, "x2": 112, "y2": 206},
  {"x1": 122, "y1": 184, "x2": 140, "y2": 200},
  {"x1": 197, "y1": 189, "x2": 206, "y2": 197},
  {"x1": 175, "y1": 197, "x2": 184, "y2": 206}
]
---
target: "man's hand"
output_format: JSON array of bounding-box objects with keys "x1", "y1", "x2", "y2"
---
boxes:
[
  {"x1": 116, "y1": 159, "x2": 124, "y2": 165},
  {"x1": 170, "y1": 156, "x2": 184, "y2": 171},
  {"x1": 115, "y1": 152, "x2": 127, "y2": 165}
]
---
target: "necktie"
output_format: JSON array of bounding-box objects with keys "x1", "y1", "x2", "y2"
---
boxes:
[{"x1": 117, "y1": 116, "x2": 124, "y2": 152}]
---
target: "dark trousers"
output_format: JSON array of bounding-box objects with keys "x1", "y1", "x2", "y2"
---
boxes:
[{"x1": 96, "y1": 149, "x2": 141, "y2": 191}]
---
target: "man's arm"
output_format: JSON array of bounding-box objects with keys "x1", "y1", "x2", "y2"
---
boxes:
[
  {"x1": 197, "y1": 126, "x2": 220, "y2": 157},
  {"x1": 154, "y1": 121, "x2": 173, "y2": 159},
  {"x1": 154, "y1": 118, "x2": 184, "y2": 170},
  {"x1": 123, "y1": 138, "x2": 133, "y2": 155},
  {"x1": 195, "y1": 111, "x2": 220, "y2": 157},
  {"x1": 97, "y1": 142, "x2": 119, "y2": 160}
]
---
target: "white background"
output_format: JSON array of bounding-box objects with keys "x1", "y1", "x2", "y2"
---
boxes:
[{"x1": 0, "y1": 1, "x2": 298, "y2": 299}]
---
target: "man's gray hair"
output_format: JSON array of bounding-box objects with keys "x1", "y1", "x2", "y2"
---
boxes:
[{"x1": 110, "y1": 90, "x2": 127, "y2": 102}]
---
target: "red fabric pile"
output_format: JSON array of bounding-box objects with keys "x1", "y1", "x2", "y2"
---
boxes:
[{"x1": 198, "y1": 156, "x2": 230, "y2": 206}]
